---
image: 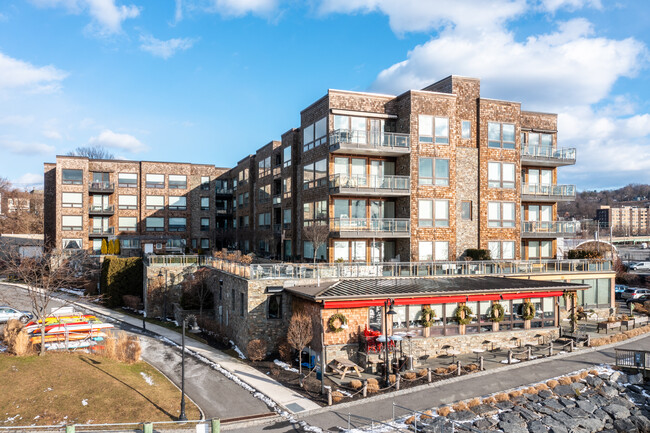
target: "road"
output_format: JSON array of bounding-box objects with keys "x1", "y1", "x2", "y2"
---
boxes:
[{"x1": 0, "y1": 283, "x2": 272, "y2": 420}]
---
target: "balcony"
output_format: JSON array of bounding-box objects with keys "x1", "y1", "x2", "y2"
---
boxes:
[
  {"x1": 329, "y1": 129, "x2": 410, "y2": 156},
  {"x1": 216, "y1": 187, "x2": 233, "y2": 196},
  {"x1": 88, "y1": 182, "x2": 114, "y2": 194},
  {"x1": 521, "y1": 146, "x2": 576, "y2": 167},
  {"x1": 89, "y1": 227, "x2": 114, "y2": 237},
  {"x1": 521, "y1": 184, "x2": 576, "y2": 202},
  {"x1": 329, "y1": 174, "x2": 410, "y2": 197},
  {"x1": 521, "y1": 221, "x2": 580, "y2": 238},
  {"x1": 89, "y1": 205, "x2": 115, "y2": 216},
  {"x1": 273, "y1": 195, "x2": 281, "y2": 206},
  {"x1": 330, "y1": 217, "x2": 410, "y2": 238}
]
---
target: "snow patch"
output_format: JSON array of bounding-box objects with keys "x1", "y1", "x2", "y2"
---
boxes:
[
  {"x1": 501, "y1": 359, "x2": 521, "y2": 364},
  {"x1": 274, "y1": 359, "x2": 298, "y2": 373},
  {"x1": 4, "y1": 414, "x2": 20, "y2": 423},
  {"x1": 59, "y1": 288, "x2": 85, "y2": 296},
  {"x1": 81, "y1": 399, "x2": 88, "y2": 406},
  {"x1": 230, "y1": 340, "x2": 246, "y2": 359},
  {"x1": 336, "y1": 388, "x2": 353, "y2": 397},
  {"x1": 140, "y1": 372, "x2": 155, "y2": 386}
]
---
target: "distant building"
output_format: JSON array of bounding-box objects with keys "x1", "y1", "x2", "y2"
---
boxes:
[{"x1": 597, "y1": 205, "x2": 650, "y2": 235}]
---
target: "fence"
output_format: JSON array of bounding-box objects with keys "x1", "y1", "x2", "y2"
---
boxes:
[
  {"x1": 615, "y1": 348, "x2": 650, "y2": 370},
  {"x1": 0, "y1": 419, "x2": 217, "y2": 433}
]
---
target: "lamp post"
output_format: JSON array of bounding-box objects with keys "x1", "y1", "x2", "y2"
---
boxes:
[
  {"x1": 179, "y1": 314, "x2": 199, "y2": 421},
  {"x1": 158, "y1": 268, "x2": 168, "y2": 320},
  {"x1": 383, "y1": 298, "x2": 397, "y2": 386}
]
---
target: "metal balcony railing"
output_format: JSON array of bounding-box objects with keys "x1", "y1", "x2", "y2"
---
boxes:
[
  {"x1": 521, "y1": 146, "x2": 576, "y2": 164},
  {"x1": 521, "y1": 221, "x2": 580, "y2": 236},
  {"x1": 216, "y1": 187, "x2": 233, "y2": 195},
  {"x1": 272, "y1": 195, "x2": 281, "y2": 205},
  {"x1": 329, "y1": 129, "x2": 410, "y2": 152},
  {"x1": 88, "y1": 182, "x2": 114, "y2": 193},
  {"x1": 89, "y1": 205, "x2": 115, "y2": 214},
  {"x1": 521, "y1": 184, "x2": 576, "y2": 200},
  {"x1": 331, "y1": 217, "x2": 410, "y2": 237},
  {"x1": 329, "y1": 174, "x2": 410, "y2": 194},
  {"x1": 89, "y1": 227, "x2": 114, "y2": 236}
]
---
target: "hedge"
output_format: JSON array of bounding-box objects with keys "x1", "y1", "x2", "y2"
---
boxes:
[
  {"x1": 465, "y1": 249, "x2": 491, "y2": 261},
  {"x1": 100, "y1": 256, "x2": 143, "y2": 308},
  {"x1": 567, "y1": 249, "x2": 603, "y2": 259}
]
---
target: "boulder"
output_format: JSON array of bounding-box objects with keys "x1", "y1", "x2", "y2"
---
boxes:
[
  {"x1": 630, "y1": 415, "x2": 650, "y2": 433},
  {"x1": 539, "y1": 389, "x2": 554, "y2": 399},
  {"x1": 543, "y1": 399, "x2": 565, "y2": 412},
  {"x1": 473, "y1": 418, "x2": 496, "y2": 431},
  {"x1": 497, "y1": 401, "x2": 515, "y2": 411},
  {"x1": 559, "y1": 397, "x2": 576, "y2": 408},
  {"x1": 514, "y1": 406, "x2": 541, "y2": 422},
  {"x1": 499, "y1": 420, "x2": 530, "y2": 433},
  {"x1": 609, "y1": 371, "x2": 622, "y2": 383},
  {"x1": 527, "y1": 420, "x2": 547, "y2": 433},
  {"x1": 577, "y1": 400, "x2": 598, "y2": 414},
  {"x1": 603, "y1": 404, "x2": 631, "y2": 420},
  {"x1": 629, "y1": 373, "x2": 644, "y2": 385},
  {"x1": 553, "y1": 385, "x2": 576, "y2": 397},
  {"x1": 586, "y1": 375, "x2": 604, "y2": 388},
  {"x1": 447, "y1": 410, "x2": 475, "y2": 422},
  {"x1": 613, "y1": 418, "x2": 639, "y2": 433},
  {"x1": 471, "y1": 404, "x2": 499, "y2": 417}
]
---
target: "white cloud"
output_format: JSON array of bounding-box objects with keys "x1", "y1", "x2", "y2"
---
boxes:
[
  {"x1": 538, "y1": 0, "x2": 602, "y2": 13},
  {"x1": 88, "y1": 129, "x2": 147, "y2": 152},
  {"x1": 174, "y1": 0, "x2": 183, "y2": 22},
  {"x1": 0, "y1": 115, "x2": 35, "y2": 126},
  {"x1": 29, "y1": 0, "x2": 140, "y2": 35},
  {"x1": 0, "y1": 52, "x2": 68, "y2": 93},
  {"x1": 0, "y1": 139, "x2": 55, "y2": 155},
  {"x1": 139, "y1": 35, "x2": 198, "y2": 59},
  {"x1": 185, "y1": 0, "x2": 278, "y2": 17},
  {"x1": 15, "y1": 173, "x2": 44, "y2": 188},
  {"x1": 43, "y1": 130, "x2": 63, "y2": 140}
]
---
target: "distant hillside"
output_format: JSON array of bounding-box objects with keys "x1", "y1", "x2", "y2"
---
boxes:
[{"x1": 558, "y1": 183, "x2": 650, "y2": 220}]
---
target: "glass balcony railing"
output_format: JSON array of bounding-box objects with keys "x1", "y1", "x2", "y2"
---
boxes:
[
  {"x1": 89, "y1": 205, "x2": 115, "y2": 214},
  {"x1": 329, "y1": 129, "x2": 410, "y2": 152},
  {"x1": 521, "y1": 184, "x2": 576, "y2": 199},
  {"x1": 88, "y1": 181, "x2": 114, "y2": 192},
  {"x1": 521, "y1": 221, "x2": 580, "y2": 236},
  {"x1": 89, "y1": 227, "x2": 114, "y2": 236},
  {"x1": 331, "y1": 217, "x2": 410, "y2": 236},
  {"x1": 521, "y1": 146, "x2": 576, "y2": 164},
  {"x1": 329, "y1": 174, "x2": 410, "y2": 193}
]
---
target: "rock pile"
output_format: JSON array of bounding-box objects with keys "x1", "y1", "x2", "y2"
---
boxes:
[{"x1": 419, "y1": 369, "x2": 650, "y2": 433}]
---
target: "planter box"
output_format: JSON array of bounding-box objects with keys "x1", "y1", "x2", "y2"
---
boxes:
[
  {"x1": 597, "y1": 321, "x2": 621, "y2": 334},
  {"x1": 634, "y1": 315, "x2": 649, "y2": 327},
  {"x1": 621, "y1": 319, "x2": 635, "y2": 330}
]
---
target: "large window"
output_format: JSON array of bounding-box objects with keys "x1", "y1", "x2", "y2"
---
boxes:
[
  {"x1": 118, "y1": 195, "x2": 137, "y2": 210},
  {"x1": 169, "y1": 175, "x2": 187, "y2": 189},
  {"x1": 201, "y1": 176, "x2": 210, "y2": 190},
  {"x1": 303, "y1": 117, "x2": 327, "y2": 152},
  {"x1": 303, "y1": 241, "x2": 326, "y2": 261},
  {"x1": 62, "y1": 238, "x2": 83, "y2": 250},
  {"x1": 392, "y1": 304, "x2": 425, "y2": 334},
  {"x1": 62, "y1": 192, "x2": 82, "y2": 208},
  {"x1": 200, "y1": 197, "x2": 210, "y2": 210},
  {"x1": 418, "y1": 241, "x2": 449, "y2": 261},
  {"x1": 419, "y1": 158, "x2": 449, "y2": 186},
  {"x1": 524, "y1": 132, "x2": 553, "y2": 147},
  {"x1": 303, "y1": 200, "x2": 327, "y2": 225},
  {"x1": 146, "y1": 195, "x2": 164, "y2": 210},
  {"x1": 418, "y1": 200, "x2": 449, "y2": 227},
  {"x1": 118, "y1": 217, "x2": 137, "y2": 232},
  {"x1": 118, "y1": 173, "x2": 137, "y2": 188},
  {"x1": 488, "y1": 162, "x2": 515, "y2": 189},
  {"x1": 258, "y1": 213, "x2": 271, "y2": 229},
  {"x1": 283, "y1": 146, "x2": 292, "y2": 168},
  {"x1": 62, "y1": 215, "x2": 82, "y2": 231},
  {"x1": 146, "y1": 217, "x2": 164, "y2": 231},
  {"x1": 62, "y1": 169, "x2": 83, "y2": 185},
  {"x1": 200, "y1": 218, "x2": 210, "y2": 231},
  {"x1": 169, "y1": 217, "x2": 186, "y2": 232},
  {"x1": 418, "y1": 115, "x2": 449, "y2": 144},
  {"x1": 268, "y1": 295, "x2": 282, "y2": 319},
  {"x1": 527, "y1": 240, "x2": 553, "y2": 259},
  {"x1": 488, "y1": 122, "x2": 516, "y2": 149},
  {"x1": 169, "y1": 196, "x2": 186, "y2": 210},
  {"x1": 461, "y1": 120, "x2": 471, "y2": 139},
  {"x1": 258, "y1": 156, "x2": 272, "y2": 177},
  {"x1": 464, "y1": 301, "x2": 494, "y2": 334},
  {"x1": 488, "y1": 241, "x2": 515, "y2": 260},
  {"x1": 121, "y1": 239, "x2": 140, "y2": 249},
  {"x1": 488, "y1": 202, "x2": 515, "y2": 228},
  {"x1": 283, "y1": 209, "x2": 291, "y2": 228},
  {"x1": 145, "y1": 174, "x2": 165, "y2": 188},
  {"x1": 303, "y1": 159, "x2": 327, "y2": 189}
]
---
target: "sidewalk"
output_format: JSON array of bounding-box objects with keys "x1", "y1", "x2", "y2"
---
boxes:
[{"x1": 70, "y1": 298, "x2": 322, "y2": 414}]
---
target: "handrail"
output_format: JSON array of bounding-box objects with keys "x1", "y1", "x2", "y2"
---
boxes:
[
  {"x1": 88, "y1": 181, "x2": 114, "y2": 190},
  {"x1": 331, "y1": 217, "x2": 411, "y2": 233},
  {"x1": 521, "y1": 183, "x2": 576, "y2": 197},
  {"x1": 522, "y1": 221, "x2": 580, "y2": 234},
  {"x1": 330, "y1": 129, "x2": 410, "y2": 149},
  {"x1": 329, "y1": 174, "x2": 410, "y2": 191},
  {"x1": 522, "y1": 145, "x2": 576, "y2": 161}
]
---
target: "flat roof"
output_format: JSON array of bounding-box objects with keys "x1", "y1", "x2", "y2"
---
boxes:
[{"x1": 285, "y1": 276, "x2": 588, "y2": 301}]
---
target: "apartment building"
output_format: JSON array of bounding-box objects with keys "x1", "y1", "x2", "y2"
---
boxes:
[
  {"x1": 597, "y1": 205, "x2": 650, "y2": 235},
  {"x1": 44, "y1": 156, "x2": 228, "y2": 254},
  {"x1": 217, "y1": 75, "x2": 578, "y2": 262}
]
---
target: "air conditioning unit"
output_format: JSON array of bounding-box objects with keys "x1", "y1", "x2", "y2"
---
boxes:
[{"x1": 155, "y1": 243, "x2": 162, "y2": 249}]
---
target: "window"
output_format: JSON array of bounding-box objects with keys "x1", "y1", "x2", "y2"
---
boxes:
[
  {"x1": 62, "y1": 215, "x2": 82, "y2": 231},
  {"x1": 169, "y1": 175, "x2": 187, "y2": 189},
  {"x1": 303, "y1": 159, "x2": 327, "y2": 188},
  {"x1": 243, "y1": 215, "x2": 249, "y2": 228},
  {"x1": 169, "y1": 196, "x2": 186, "y2": 210},
  {"x1": 201, "y1": 218, "x2": 210, "y2": 231},
  {"x1": 146, "y1": 195, "x2": 164, "y2": 210},
  {"x1": 118, "y1": 217, "x2": 137, "y2": 232},
  {"x1": 62, "y1": 238, "x2": 82, "y2": 250},
  {"x1": 334, "y1": 241, "x2": 349, "y2": 261},
  {"x1": 283, "y1": 209, "x2": 291, "y2": 228},
  {"x1": 418, "y1": 158, "x2": 449, "y2": 186},
  {"x1": 418, "y1": 241, "x2": 449, "y2": 261},
  {"x1": 419, "y1": 200, "x2": 449, "y2": 227},
  {"x1": 258, "y1": 156, "x2": 271, "y2": 177},
  {"x1": 118, "y1": 173, "x2": 137, "y2": 188},
  {"x1": 268, "y1": 295, "x2": 282, "y2": 319},
  {"x1": 118, "y1": 195, "x2": 137, "y2": 210},
  {"x1": 62, "y1": 192, "x2": 82, "y2": 208},
  {"x1": 283, "y1": 146, "x2": 292, "y2": 168},
  {"x1": 461, "y1": 201, "x2": 472, "y2": 221},
  {"x1": 488, "y1": 202, "x2": 516, "y2": 228},
  {"x1": 488, "y1": 162, "x2": 515, "y2": 188},
  {"x1": 167, "y1": 239, "x2": 186, "y2": 250},
  {"x1": 391, "y1": 304, "x2": 425, "y2": 334},
  {"x1": 368, "y1": 306, "x2": 382, "y2": 332},
  {"x1": 303, "y1": 117, "x2": 327, "y2": 152},
  {"x1": 146, "y1": 217, "x2": 164, "y2": 231},
  {"x1": 526, "y1": 132, "x2": 553, "y2": 147},
  {"x1": 488, "y1": 122, "x2": 516, "y2": 149},
  {"x1": 461, "y1": 120, "x2": 471, "y2": 139},
  {"x1": 258, "y1": 213, "x2": 271, "y2": 228},
  {"x1": 488, "y1": 241, "x2": 515, "y2": 259},
  {"x1": 62, "y1": 169, "x2": 83, "y2": 185},
  {"x1": 201, "y1": 238, "x2": 209, "y2": 249},
  {"x1": 240, "y1": 293, "x2": 245, "y2": 317},
  {"x1": 258, "y1": 185, "x2": 271, "y2": 202},
  {"x1": 121, "y1": 239, "x2": 140, "y2": 249},
  {"x1": 418, "y1": 115, "x2": 449, "y2": 144},
  {"x1": 169, "y1": 217, "x2": 186, "y2": 231},
  {"x1": 304, "y1": 241, "x2": 326, "y2": 261},
  {"x1": 200, "y1": 197, "x2": 210, "y2": 210},
  {"x1": 146, "y1": 174, "x2": 165, "y2": 188},
  {"x1": 201, "y1": 176, "x2": 210, "y2": 190}
]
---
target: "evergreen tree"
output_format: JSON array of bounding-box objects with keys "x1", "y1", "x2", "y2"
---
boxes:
[
  {"x1": 101, "y1": 239, "x2": 108, "y2": 255},
  {"x1": 107, "y1": 240, "x2": 115, "y2": 255},
  {"x1": 114, "y1": 239, "x2": 121, "y2": 255}
]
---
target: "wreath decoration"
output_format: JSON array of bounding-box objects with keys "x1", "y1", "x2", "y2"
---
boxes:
[
  {"x1": 328, "y1": 313, "x2": 348, "y2": 333},
  {"x1": 454, "y1": 305, "x2": 473, "y2": 325},
  {"x1": 420, "y1": 306, "x2": 436, "y2": 327},
  {"x1": 489, "y1": 303, "x2": 505, "y2": 322},
  {"x1": 522, "y1": 301, "x2": 536, "y2": 321}
]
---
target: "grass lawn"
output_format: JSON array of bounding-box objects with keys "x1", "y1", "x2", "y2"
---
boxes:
[{"x1": 0, "y1": 352, "x2": 201, "y2": 426}]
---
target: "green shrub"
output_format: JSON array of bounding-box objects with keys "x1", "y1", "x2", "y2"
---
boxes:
[
  {"x1": 100, "y1": 257, "x2": 143, "y2": 307},
  {"x1": 107, "y1": 240, "x2": 115, "y2": 255},
  {"x1": 567, "y1": 249, "x2": 602, "y2": 259},
  {"x1": 465, "y1": 249, "x2": 491, "y2": 261},
  {"x1": 101, "y1": 239, "x2": 108, "y2": 255},
  {"x1": 114, "y1": 239, "x2": 121, "y2": 255}
]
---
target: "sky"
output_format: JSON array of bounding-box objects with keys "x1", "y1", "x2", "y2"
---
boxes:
[{"x1": 0, "y1": 0, "x2": 649, "y2": 191}]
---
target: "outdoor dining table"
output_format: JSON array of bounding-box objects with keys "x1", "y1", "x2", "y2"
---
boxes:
[
  {"x1": 329, "y1": 358, "x2": 364, "y2": 380},
  {"x1": 472, "y1": 348, "x2": 485, "y2": 363}
]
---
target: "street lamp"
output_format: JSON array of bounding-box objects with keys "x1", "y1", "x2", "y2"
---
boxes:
[
  {"x1": 383, "y1": 298, "x2": 397, "y2": 386},
  {"x1": 158, "y1": 268, "x2": 168, "y2": 320},
  {"x1": 179, "y1": 314, "x2": 200, "y2": 421}
]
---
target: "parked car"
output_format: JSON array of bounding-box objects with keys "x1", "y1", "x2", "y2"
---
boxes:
[
  {"x1": 630, "y1": 262, "x2": 650, "y2": 271},
  {"x1": 615, "y1": 284, "x2": 629, "y2": 299},
  {"x1": 627, "y1": 294, "x2": 650, "y2": 309},
  {"x1": 621, "y1": 287, "x2": 650, "y2": 300},
  {"x1": 0, "y1": 306, "x2": 33, "y2": 323}
]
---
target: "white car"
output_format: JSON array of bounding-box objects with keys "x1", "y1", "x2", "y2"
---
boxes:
[
  {"x1": 621, "y1": 288, "x2": 650, "y2": 300},
  {"x1": 630, "y1": 262, "x2": 650, "y2": 271},
  {"x1": 0, "y1": 306, "x2": 33, "y2": 323}
]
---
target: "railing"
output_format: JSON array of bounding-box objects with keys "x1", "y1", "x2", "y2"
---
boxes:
[
  {"x1": 215, "y1": 187, "x2": 233, "y2": 195},
  {"x1": 272, "y1": 195, "x2": 281, "y2": 205},
  {"x1": 522, "y1": 146, "x2": 576, "y2": 162},
  {"x1": 88, "y1": 205, "x2": 114, "y2": 213},
  {"x1": 329, "y1": 129, "x2": 410, "y2": 151},
  {"x1": 88, "y1": 181, "x2": 114, "y2": 192},
  {"x1": 273, "y1": 224, "x2": 281, "y2": 233},
  {"x1": 147, "y1": 256, "x2": 613, "y2": 280},
  {"x1": 331, "y1": 218, "x2": 411, "y2": 235},
  {"x1": 615, "y1": 348, "x2": 650, "y2": 370},
  {"x1": 521, "y1": 183, "x2": 576, "y2": 199},
  {"x1": 329, "y1": 174, "x2": 410, "y2": 193},
  {"x1": 522, "y1": 221, "x2": 580, "y2": 235},
  {"x1": 89, "y1": 227, "x2": 114, "y2": 235}
]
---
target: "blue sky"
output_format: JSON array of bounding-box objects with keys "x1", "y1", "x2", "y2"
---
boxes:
[{"x1": 0, "y1": 0, "x2": 649, "y2": 191}]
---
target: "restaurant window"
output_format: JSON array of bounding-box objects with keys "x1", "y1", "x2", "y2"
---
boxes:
[
  {"x1": 444, "y1": 304, "x2": 459, "y2": 336},
  {"x1": 118, "y1": 173, "x2": 137, "y2": 188},
  {"x1": 368, "y1": 306, "x2": 382, "y2": 332},
  {"x1": 268, "y1": 295, "x2": 282, "y2": 319},
  {"x1": 391, "y1": 305, "x2": 424, "y2": 335},
  {"x1": 512, "y1": 299, "x2": 525, "y2": 329},
  {"x1": 62, "y1": 169, "x2": 83, "y2": 185},
  {"x1": 429, "y1": 304, "x2": 444, "y2": 336},
  {"x1": 418, "y1": 158, "x2": 449, "y2": 186},
  {"x1": 498, "y1": 300, "x2": 511, "y2": 330}
]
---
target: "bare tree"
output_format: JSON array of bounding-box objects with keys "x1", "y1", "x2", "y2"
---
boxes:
[
  {"x1": 1, "y1": 248, "x2": 95, "y2": 355},
  {"x1": 67, "y1": 145, "x2": 115, "y2": 160},
  {"x1": 180, "y1": 267, "x2": 214, "y2": 317},
  {"x1": 302, "y1": 223, "x2": 329, "y2": 266},
  {"x1": 0, "y1": 179, "x2": 43, "y2": 235},
  {"x1": 287, "y1": 311, "x2": 313, "y2": 375}
]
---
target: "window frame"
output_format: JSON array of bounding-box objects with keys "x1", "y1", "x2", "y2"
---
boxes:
[
  {"x1": 488, "y1": 201, "x2": 516, "y2": 228},
  {"x1": 488, "y1": 122, "x2": 516, "y2": 149},
  {"x1": 145, "y1": 174, "x2": 165, "y2": 189},
  {"x1": 418, "y1": 157, "x2": 449, "y2": 186},
  {"x1": 118, "y1": 173, "x2": 138, "y2": 188},
  {"x1": 488, "y1": 161, "x2": 516, "y2": 189}
]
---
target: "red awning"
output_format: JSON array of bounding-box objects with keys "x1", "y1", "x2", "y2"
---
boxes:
[
  {"x1": 467, "y1": 294, "x2": 501, "y2": 302},
  {"x1": 501, "y1": 291, "x2": 564, "y2": 300}
]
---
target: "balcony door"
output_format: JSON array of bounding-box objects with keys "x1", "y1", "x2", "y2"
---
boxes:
[
  {"x1": 93, "y1": 217, "x2": 109, "y2": 233},
  {"x1": 93, "y1": 194, "x2": 109, "y2": 210}
]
